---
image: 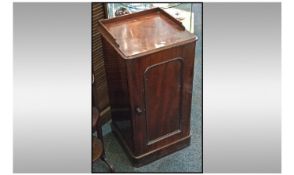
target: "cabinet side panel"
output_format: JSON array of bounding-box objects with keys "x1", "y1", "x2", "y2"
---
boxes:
[
  {"x1": 101, "y1": 37, "x2": 134, "y2": 150},
  {"x1": 181, "y1": 42, "x2": 196, "y2": 137}
]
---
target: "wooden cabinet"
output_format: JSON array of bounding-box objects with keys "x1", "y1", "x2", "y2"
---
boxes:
[{"x1": 98, "y1": 7, "x2": 197, "y2": 166}]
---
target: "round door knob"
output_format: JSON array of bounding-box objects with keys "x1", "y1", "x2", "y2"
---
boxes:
[{"x1": 135, "y1": 107, "x2": 143, "y2": 115}]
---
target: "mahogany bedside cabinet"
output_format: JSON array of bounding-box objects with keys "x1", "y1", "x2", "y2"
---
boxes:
[{"x1": 98, "y1": 7, "x2": 197, "y2": 167}]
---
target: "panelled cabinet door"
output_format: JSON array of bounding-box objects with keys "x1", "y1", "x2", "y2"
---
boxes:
[
  {"x1": 143, "y1": 58, "x2": 184, "y2": 146},
  {"x1": 127, "y1": 49, "x2": 188, "y2": 154}
]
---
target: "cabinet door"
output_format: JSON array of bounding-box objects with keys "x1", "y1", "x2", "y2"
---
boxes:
[
  {"x1": 143, "y1": 58, "x2": 184, "y2": 146},
  {"x1": 127, "y1": 44, "x2": 195, "y2": 154}
]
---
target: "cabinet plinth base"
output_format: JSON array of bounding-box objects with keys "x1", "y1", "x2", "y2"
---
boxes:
[{"x1": 111, "y1": 123, "x2": 191, "y2": 167}]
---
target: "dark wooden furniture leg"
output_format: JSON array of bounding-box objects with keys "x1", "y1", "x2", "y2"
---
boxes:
[
  {"x1": 92, "y1": 70, "x2": 115, "y2": 172},
  {"x1": 96, "y1": 125, "x2": 115, "y2": 172}
]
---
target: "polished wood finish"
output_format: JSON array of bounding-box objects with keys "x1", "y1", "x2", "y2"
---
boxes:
[
  {"x1": 92, "y1": 136, "x2": 103, "y2": 162},
  {"x1": 98, "y1": 7, "x2": 196, "y2": 59},
  {"x1": 102, "y1": 38, "x2": 134, "y2": 151},
  {"x1": 102, "y1": 13, "x2": 194, "y2": 57},
  {"x1": 99, "y1": 8, "x2": 197, "y2": 167}
]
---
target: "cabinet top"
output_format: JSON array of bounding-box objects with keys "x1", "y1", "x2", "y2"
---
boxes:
[{"x1": 98, "y1": 8, "x2": 197, "y2": 59}]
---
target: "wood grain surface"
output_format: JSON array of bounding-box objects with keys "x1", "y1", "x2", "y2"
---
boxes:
[{"x1": 100, "y1": 7, "x2": 197, "y2": 166}]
